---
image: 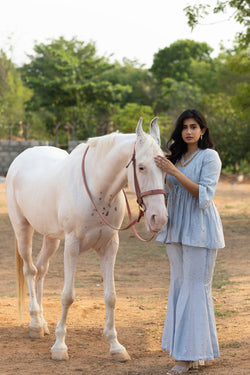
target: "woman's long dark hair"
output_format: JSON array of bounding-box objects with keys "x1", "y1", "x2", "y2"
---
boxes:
[{"x1": 166, "y1": 109, "x2": 214, "y2": 164}]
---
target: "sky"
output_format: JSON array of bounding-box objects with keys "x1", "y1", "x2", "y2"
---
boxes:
[{"x1": 0, "y1": 0, "x2": 244, "y2": 68}]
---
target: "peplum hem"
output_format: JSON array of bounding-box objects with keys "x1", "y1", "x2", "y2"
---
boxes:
[{"x1": 156, "y1": 186, "x2": 225, "y2": 250}]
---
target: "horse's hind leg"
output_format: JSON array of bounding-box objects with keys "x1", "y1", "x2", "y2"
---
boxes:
[
  {"x1": 15, "y1": 220, "x2": 44, "y2": 338},
  {"x1": 36, "y1": 237, "x2": 60, "y2": 335},
  {"x1": 100, "y1": 234, "x2": 131, "y2": 362}
]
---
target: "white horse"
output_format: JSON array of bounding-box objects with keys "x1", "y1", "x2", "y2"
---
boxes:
[{"x1": 6, "y1": 118, "x2": 168, "y2": 362}]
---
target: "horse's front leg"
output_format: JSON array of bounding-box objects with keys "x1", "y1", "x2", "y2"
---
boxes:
[
  {"x1": 51, "y1": 233, "x2": 79, "y2": 360},
  {"x1": 100, "y1": 233, "x2": 131, "y2": 362}
]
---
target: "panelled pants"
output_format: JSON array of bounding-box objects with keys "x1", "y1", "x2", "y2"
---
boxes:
[{"x1": 161, "y1": 243, "x2": 219, "y2": 361}]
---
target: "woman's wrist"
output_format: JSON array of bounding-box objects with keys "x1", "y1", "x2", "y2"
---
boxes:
[{"x1": 172, "y1": 167, "x2": 181, "y2": 179}]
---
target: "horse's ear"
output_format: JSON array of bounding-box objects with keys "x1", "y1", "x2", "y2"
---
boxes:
[
  {"x1": 136, "y1": 117, "x2": 146, "y2": 143},
  {"x1": 150, "y1": 117, "x2": 161, "y2": 145}
]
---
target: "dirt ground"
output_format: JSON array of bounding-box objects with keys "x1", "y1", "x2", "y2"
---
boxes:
[{"x1": 0, "y1": 178, "x2": 249, "y2": 375}]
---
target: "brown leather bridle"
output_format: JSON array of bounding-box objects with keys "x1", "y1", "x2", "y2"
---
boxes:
[
  {"x1": 125, "y1": 143, "x2": 166, "y2": 210},
  {"x1": 81, "y1": 144, "x2": 165, "y2": 241}
]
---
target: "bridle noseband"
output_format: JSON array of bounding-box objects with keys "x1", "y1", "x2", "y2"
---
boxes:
[{"x1": 81, "y1": 144, "x2": 165, "y2": 242}]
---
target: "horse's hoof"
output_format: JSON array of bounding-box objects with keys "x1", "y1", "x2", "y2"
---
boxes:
[
  {"x1": 111, "y1": 349, "x2": 131, "y2": 362},
  {"x1": 29, "y1": 326, "x2": 44, "y2": 339},
  {"x1": 51, "y1": 349, "x2": 69, "y2": 361}
]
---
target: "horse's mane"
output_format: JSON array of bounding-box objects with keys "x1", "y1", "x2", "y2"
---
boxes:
[
  {"x1": 70, "y1": 131, "x2": 159, "y2": 160},
  {"x1": 70, "y1": 132, "x2": 121, "y2": 159},
  {"x1": 88, "y1": 132, "x2": 119, "y2": 153}
]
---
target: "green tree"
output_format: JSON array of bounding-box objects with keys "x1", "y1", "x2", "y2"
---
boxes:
[
  {"x1": 110, "y1": 103, "x2": 154, "y2": 133},
  {"x1": 206, "y1": 48, "x2": 250, "y2": 170},
  {"x1": 0, "y1": 50, "x2": 31, "y2": 139},
  {"x1": 155, "y1": 78, "x2": 204, "y2": 116},
  {"x1": 150, "y1": 39, "x2": 212, "y2": 82},
  {"x1": 101, "y1": 58, "x2": 156, "y2": 107},
  {"x1": 20, "y1": 37, "x2": 130, "y2": 139},
  {"x1": 227, "y1": 48, "x2": 250, "y2": 167},
  {"x1": 110, "y1": 102, "x2": 172, "y2": 146},
  {"x1": 150, "y1": 38, "x2": 249, "y2": 171},
  {"x1": 204, "y1": 93, "x2": 249, "y2": 169},
  {"x1": 184, "y1": 0, "x2": 250, "y2": 48}
]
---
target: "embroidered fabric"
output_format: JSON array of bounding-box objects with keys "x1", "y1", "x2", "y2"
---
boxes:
[{"x1": 180, "y1": 148, "x2": 200, "y2": 167}]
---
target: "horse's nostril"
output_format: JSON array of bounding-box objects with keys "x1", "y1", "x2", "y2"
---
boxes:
[
  {"x1": 150, "y1": 215, "x2": 156, "y2": 226},
  {"x1": 149, "y1": 213, "x2": 168, "y2": 231}
]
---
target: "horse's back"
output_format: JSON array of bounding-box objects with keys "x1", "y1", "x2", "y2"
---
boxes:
[
  {"x1": 7, "y1": 146, "x2": 68, "y2": 176},
  {"x1": 6, "y1": 146, "x2": 69, "y2": 236},
  {"x1": 6, "y1": 146, "x2": 68, "y2": 199}
]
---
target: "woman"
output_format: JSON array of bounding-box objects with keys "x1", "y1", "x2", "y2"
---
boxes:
[{"x1": 154, "y1": 109, "x2": 225, "y2": 374}]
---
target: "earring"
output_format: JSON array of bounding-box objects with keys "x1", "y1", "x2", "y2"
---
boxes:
[{"x1": 200, "y1": 135, "x2": 203, "y2": 141}]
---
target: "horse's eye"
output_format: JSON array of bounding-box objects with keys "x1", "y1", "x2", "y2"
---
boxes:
[{"x1": 138, "y1": 166, "x2": 144, "y2": 171}]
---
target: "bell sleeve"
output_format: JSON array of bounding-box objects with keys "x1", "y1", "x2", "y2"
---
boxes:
[{"x1": 199, "y1": 150, "x2": 222, "y2": 209}]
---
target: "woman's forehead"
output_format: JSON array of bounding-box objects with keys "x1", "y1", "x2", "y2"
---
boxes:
[{"x1": 183, "y1": 118, "x2": 199, "y2": 126}]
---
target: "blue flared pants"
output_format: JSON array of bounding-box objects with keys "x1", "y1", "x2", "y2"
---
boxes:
[{"x1": 161, "y1": 243, "x2": 219, "y2": 361}]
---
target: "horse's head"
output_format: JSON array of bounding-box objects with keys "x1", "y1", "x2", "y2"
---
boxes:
[{"x1": 127, "y1": 118, "x2": 168, "y2": 233}]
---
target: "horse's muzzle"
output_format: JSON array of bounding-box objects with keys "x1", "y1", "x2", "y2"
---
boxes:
[{"x1": 147, "y1": 212, "x2": 168, "y2": 233}]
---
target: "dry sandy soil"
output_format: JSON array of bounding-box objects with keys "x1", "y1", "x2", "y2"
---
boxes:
[{"x1": 0, "y1": 178, "x2": 249, "y2": 375}]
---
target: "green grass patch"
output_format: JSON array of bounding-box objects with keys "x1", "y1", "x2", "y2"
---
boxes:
[
  {"x1": 213, "y1": 268, "x2": 231, "y2": 289},
  {"x1": 215, "y1": 308, "x2": 238, "y2": 317},
  {"x1": 220, "y1": 341, "x2": 241, "y2": 348}
]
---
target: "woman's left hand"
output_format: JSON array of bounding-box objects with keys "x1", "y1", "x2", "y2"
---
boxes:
[{"x1": 154, "y1": 155, "x2": 178, "y2": 176}]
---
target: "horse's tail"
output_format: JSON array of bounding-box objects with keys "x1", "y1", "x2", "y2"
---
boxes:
[{"x1": 15, "y1": 238, "x2": 26, "y2": 324}]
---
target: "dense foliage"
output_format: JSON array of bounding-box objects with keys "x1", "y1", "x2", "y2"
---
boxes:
[
  {"x1": 184, "y1": 0, "x2": 250, "y2": 48},
  {"x1": 0, "y1": 34, "x2": 249, "y2": 172},
  {"x1": 0, "y1": 50, "x2": 31, "y2": 139}
]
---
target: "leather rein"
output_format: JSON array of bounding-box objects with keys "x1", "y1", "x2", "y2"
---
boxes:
[{"x1": 81, "y1": 144, "x2": 165, "y2": 242}]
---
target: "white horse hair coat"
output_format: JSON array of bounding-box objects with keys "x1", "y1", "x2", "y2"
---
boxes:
[{"x1": 6, "y1": 118, "x2": 168, "y2": 362}]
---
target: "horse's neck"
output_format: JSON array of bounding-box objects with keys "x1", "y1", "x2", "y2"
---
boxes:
[{"x1": 89, "y1": 134, "x2": 135, "y2": 201}]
